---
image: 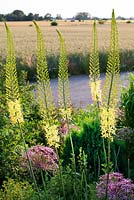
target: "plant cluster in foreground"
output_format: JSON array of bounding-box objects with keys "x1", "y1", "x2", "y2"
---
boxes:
[{"x1": 96, "y1": 172, "x2": 134, "y2": 200}]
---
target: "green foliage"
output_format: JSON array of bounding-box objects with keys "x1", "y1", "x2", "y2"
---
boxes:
[
  {"x1": 121, "y1": 73, "x2": 134, "y2": 128},
  {"x1": 62, "y1": 107, "x2": 127, "y2": 180},
  {"x1": 19, "y1": 76, "x2": 41, "y2": 122},
  {"x1": 33, "y1": 21, "x2": 55, "y2": 120},
  {"x1": 46, "y1": 167, "x2": 97, "y2": 200},
  {"x1": 57, "y1": 30, "x2": 71, "y2": 109},
  {"x1": 0, "y1": 66, "x2": 8, "y2": 128},
  {"x1": 62, "y1": 116, "x2": 104, "y2": 180},
  {"x1": 0, "y1": 179, "x2": 37, "y2": 200},
  {"x1": 0, "y1": 73, "x2": 45, "y2": 182},
  {"x1": 118, "y1": 73, "x2": 134, "y2": 177},
  {"x1": 51, "y1": 21, "x2": 58, "y2": 26},
  {"x1": 0, "y1": 126, "x2": 23, "y2": 181}
]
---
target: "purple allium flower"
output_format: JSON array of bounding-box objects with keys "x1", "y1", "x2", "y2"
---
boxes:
[
  {"x1": 21, "y1": 145, "x2": 58, "y2": 173},
  {"x1": 60, "y1": 120, "x2": 80, "y2": 136},
  {"x1": 96, "y1": 172, "x2": 134, "y2": 200}
]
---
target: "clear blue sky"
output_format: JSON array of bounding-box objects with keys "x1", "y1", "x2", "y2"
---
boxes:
[{"x1": 0, "y1": 0, "x2": 133, "y2": 18}]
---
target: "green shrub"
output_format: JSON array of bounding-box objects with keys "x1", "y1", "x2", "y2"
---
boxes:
[
  {"x1": 120, "y1": 73, "x2": 134, "y2": 128},
  {"x1": 0, "y1": 179, "x2": 37, "y2": 200},
  {"x1": 62, "y1": 106, "x2": 128, "y2": 180},
  {"x1": 62, "y1": 115, "x2": 104, "y2": 180},
  {"x1": 126, "y1": 20, "x2": 131, "y2": 23},
  {"x1": 51, "y1": 21, "x2": 58, "y2": 26},
  {"x1": 46, "y1": 167, "x2": 97, "y2": 200},
  {"x1": 115, "y1": 127, "x2": 134, "y2": 178},
  {"x1": 98, "y1": 20, "x2": 105, "y2": 24}
]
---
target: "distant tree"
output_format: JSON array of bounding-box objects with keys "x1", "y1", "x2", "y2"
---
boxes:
[
  {"x1": 34, "y1": 13, "x2": 39, "y2": 20},
  {"x1": 56, "y1": 14, "x2": 62, "y2": 20},
  {"x1": 5, "y1": 10, "x2": 25, "y2": 21},
  {"x1": 0, "y1": 14, "x2": 5, "y2": 21},
  {"x1": 12, "y1": 10, "x2": 24, "y2": 17},
  {"x1": 92, "y1": 16, "x2": 100, "y2": 20},
  {"x1": 37, "y1": 15, "x2": 43, "y2": 21},
  {"x1": 44, "y1": 13, "x2": 52, "y2": 21},
  {"x1": 12, "y1": 10, "x2": 25, "y2": 20},
  {"x1": 0, "y1": 10, "x2": 52, "y2": 21},
  {"x1": 116, "y1": 16, "x2": 126, "y2": 20},
  {"x1": 75, "y1": 12, "x2": 91, "y2": 21},
  {"x1": 26, "y1": 13, "x2": 34, "y2": 21}
]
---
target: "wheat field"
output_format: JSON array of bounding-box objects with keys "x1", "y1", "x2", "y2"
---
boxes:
[{"x1": 0, "y1": 20, "x2": 134, "y2": 62}]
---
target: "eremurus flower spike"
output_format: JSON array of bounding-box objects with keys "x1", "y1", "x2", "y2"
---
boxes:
[{"x1": 5, "y1": 22, "x2": 24, "y2": 124}]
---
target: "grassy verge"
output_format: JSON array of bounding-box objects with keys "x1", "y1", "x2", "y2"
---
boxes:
[{"x1": 0, "y1": 50, "x2": 134, "y2": 82}]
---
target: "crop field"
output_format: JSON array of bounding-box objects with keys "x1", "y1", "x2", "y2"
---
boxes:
[{"x1": 0, "y1": 20, "x2": 134, "y2": 61}]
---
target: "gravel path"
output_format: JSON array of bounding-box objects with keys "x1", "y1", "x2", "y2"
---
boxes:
[{"x1": 50, "y1": 72, "x2": 132, "y2": 108}]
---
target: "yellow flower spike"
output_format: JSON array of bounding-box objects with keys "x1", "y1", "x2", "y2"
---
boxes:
[
  {"x1": 33, "y1": 21, "x2": 55, "y2": 121},
  {"x1": 59, "y1": 108, "x2": 72, "y2": 120},
  {"x1": 89, "y1": 20, "x2": 101, "y2": 104},
  {"x1": 101, "y1": 10, "x2": 120, "y2": 142},
  {"x1": 7, "y1": 99, "x2": 24, "y2": 124},
  {"x1": 57, "y1": 30, "x2": 71, "y2": 110},
  {"x1": 43, "y1": 124, "x2": 60, "y2": 148},
  {"x1": 90, "y1": 80, "x2": 101, "y2": 102},
  {"x1": 100, "y1": 107, "x2": 116, "y2": 142},
  {"x1": 5, "y1": 23, "x2": 24, "y2": 125}
]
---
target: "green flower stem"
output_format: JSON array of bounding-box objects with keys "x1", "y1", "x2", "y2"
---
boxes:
[
  {"x1": 65, "y1": 114, "x2": 77, "y2": 197},
  {"x1": 55, "y1": 148, "x2": 66, "y2": 200},
  {"x1": 41, "y1": 170, "x2": 48, "y2": 199},
  {"x1": 102, "y1": 138, "x2": 107, "y2": 166},
  {"x1": 18, "y1": 122, "x2": 41, "y2": 200}
]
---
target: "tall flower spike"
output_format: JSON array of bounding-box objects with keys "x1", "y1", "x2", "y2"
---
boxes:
[
  {"x1": 34, "y1": 21, "x2": 59, "y2": 148},
  {"x1": 89, "y1": 20, "x2": 101, "y2": 103},
  {"x1": 101, "y1": 10, "x2": 120, "y2": 141},
  {"x1": 57, "y1": 30, "x2": 71, "y2": 115},
  {"x1": 102, "y1": 9, "x2": 120, "y2": 108},
  {"x1": 33, "y1": 21, "x2": 55, "y2": 120},
  {"x1": 5, "y1": 22, "x2": 24, "y2": 124}
]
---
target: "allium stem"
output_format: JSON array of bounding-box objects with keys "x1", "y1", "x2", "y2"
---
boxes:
[
  {"x1": 128, "y1": 158, "x2": 130, "y2": 178},
  {"x1": 41, "y1": 170, "x2": 48, "y2": 199},
  {"x1": 18, "y1": 122, "x2": 41, "y2": 200},
  {"x1": 105, "y1": 139, "x2": 111, "y2": 200},
  {"x1": 65, "y1": 113, "x2": 77, "y2": 197},
  {"x1": 55, "y1": 148, "x2": 66, "y2": 200},
  {"x1": 102, "y1": 138, "x2": 107, "y2": 166}
]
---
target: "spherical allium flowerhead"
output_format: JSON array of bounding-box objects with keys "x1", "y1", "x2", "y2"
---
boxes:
[
  {"x1": 96, "y1": 172, "x2": 134, "y2": 200},
  {"x1": 21, "y1": 145, "x2": 58, "y2": 173}
]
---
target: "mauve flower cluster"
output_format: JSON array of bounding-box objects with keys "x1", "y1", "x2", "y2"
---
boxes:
[
  {"x1": 96, "y1": 172, "x2": 134, "y2": 200},
  {"x1": 21, "y1": 145, "x2": 58, "y2": 172},
  {"x1": 60, "y1": 120, "x2": 80, "y2": 135}
]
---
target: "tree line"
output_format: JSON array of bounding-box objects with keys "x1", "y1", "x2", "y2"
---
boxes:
[
  {"x1": 0, "y1": 10, "x2": 63, "y2": 21},
  {"x1": 0, "y1": 10, "x2": 131, "y2": 22},
  {"x1": 0, "y1": 10, "x2": 92, "y2": 21}
]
